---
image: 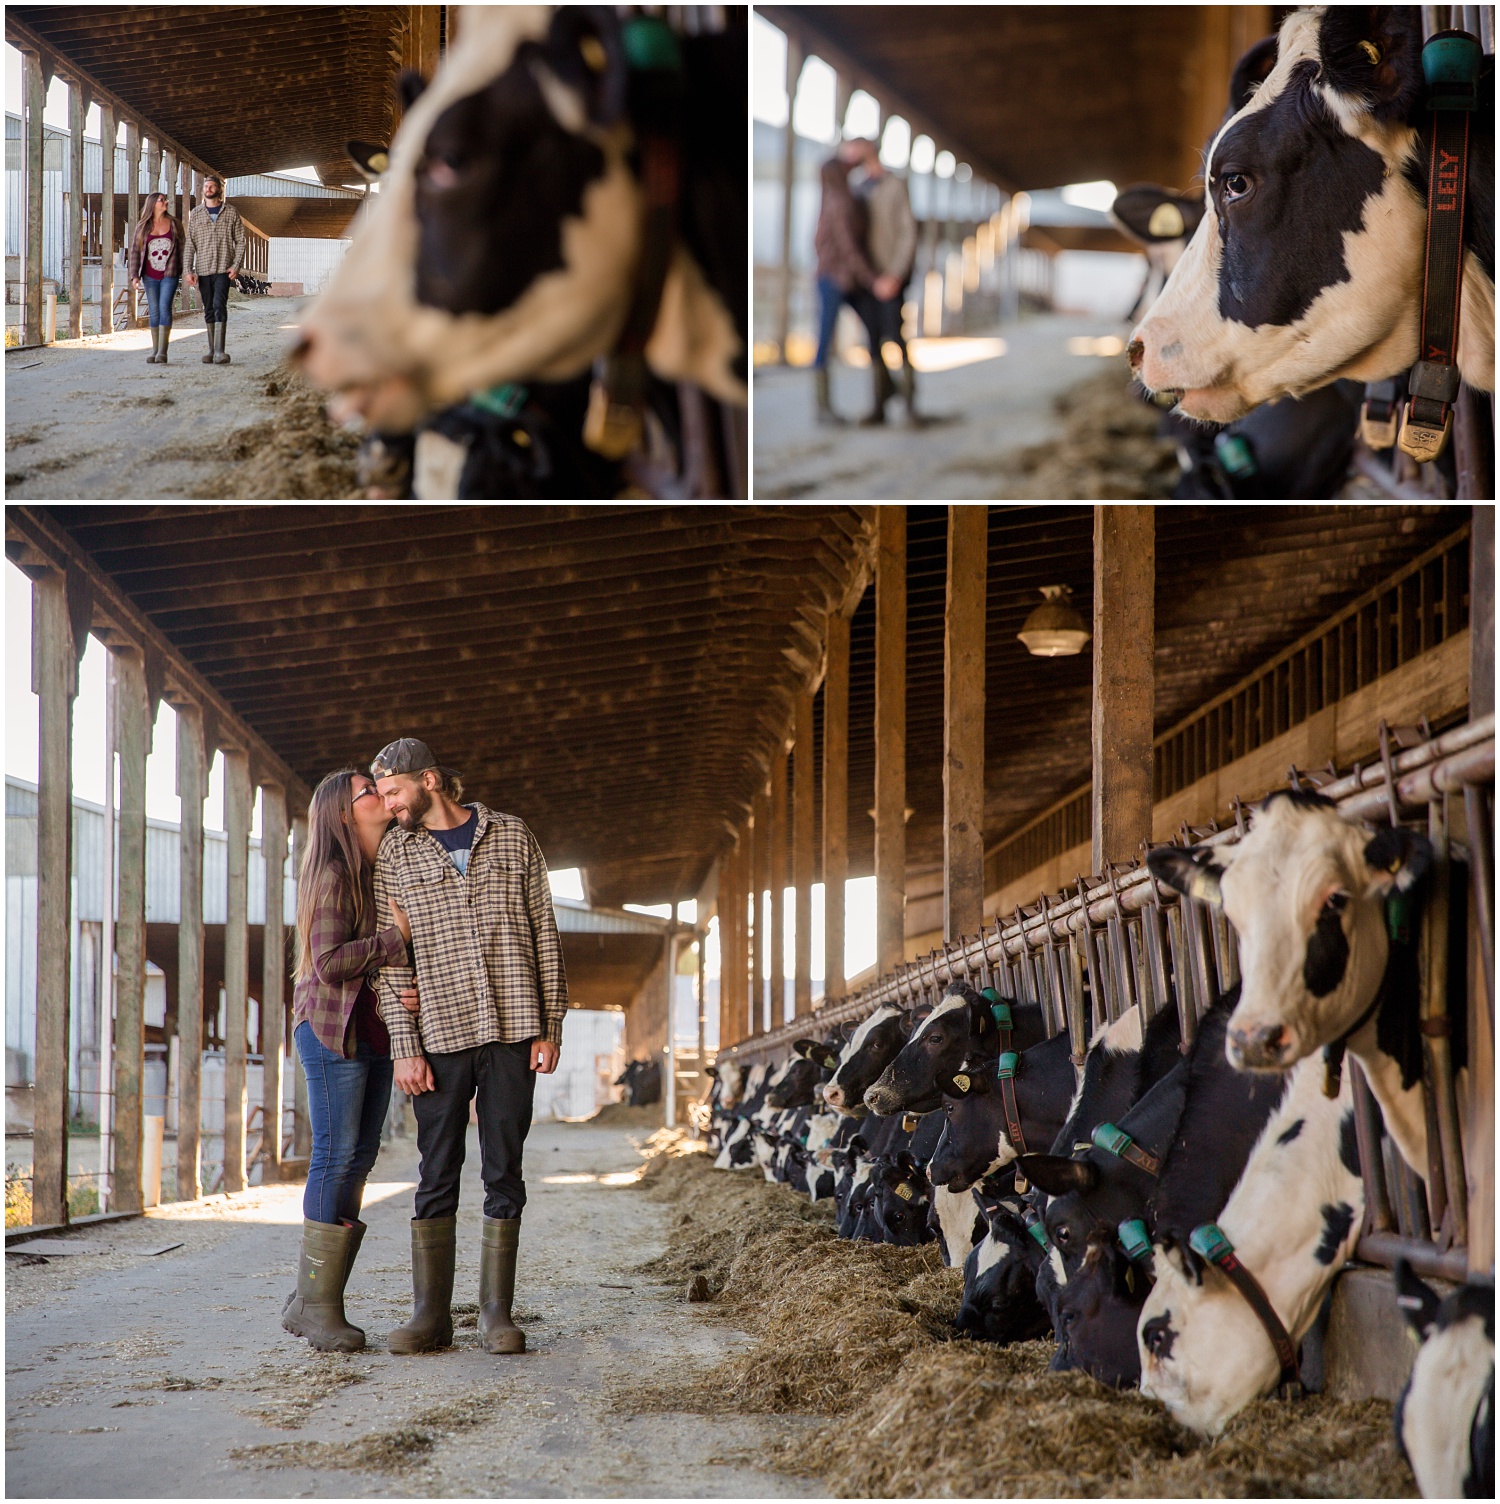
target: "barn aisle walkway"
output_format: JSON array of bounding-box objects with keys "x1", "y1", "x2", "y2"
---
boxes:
[{"x1": 5, "y1": 1122, "x2": 814, "y2": 1499}]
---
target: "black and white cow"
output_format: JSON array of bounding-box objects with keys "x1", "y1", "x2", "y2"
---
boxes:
[
  {"x1": 955, "y1": 1195, "x2": 1055, "y2": 1345},
  {"x1": 1137, "y1": 1053, "x2": 1362, "y2": 1433},
  {"x1": 1147, "y1": 789, "x2": 1435, "y2": 1176},
  {"x1": 298, "y1": 6, "x2": 746, "y2": 437},
  {"x1": 863, "y1": 983, "x2": 1046, "y2": 1117},
  {"x1": 1129, "y1": 6, "x2": 1494, "y2": 424},
  {"x1": 615, "y1": 1057, "x2": 662, "y2": 1106},
  {"x1": 1393, "y1": 1260, "x2": 1495, "y2": 1499},
  {"x1": 822, "y1": 1004, "x2": 916, "y2": 1115}
]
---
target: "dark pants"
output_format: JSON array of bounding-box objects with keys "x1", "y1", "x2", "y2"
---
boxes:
[
  {"x1": 848, "y1": 287, "x2": 909, "y2": 369},
  {"x1": 295, "y1": 1020, "x2": 394, "y2": 1225},
  {"x1": 412, "y1": 1039, "x2": 537, "y2": 1221},
  {"x1": 144, "y1": 275, "x2": 179, "y2": 329},
  {"x1": 199, "y1": 271, "x2": 231, "y2": 324}
]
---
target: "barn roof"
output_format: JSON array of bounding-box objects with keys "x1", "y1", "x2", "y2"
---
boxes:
[
  {"x1": 6, "y1": 4, "x2": 425, "y2": 185},
  {"x1": 8, "y1": 505, "x2": 1464, "y2": 919},
  {"x1": 757, "y1": 4, "x2": 1287, "y2": 194}
]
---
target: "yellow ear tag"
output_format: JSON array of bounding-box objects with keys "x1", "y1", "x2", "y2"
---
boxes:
[
  {"x1": 1147, "y1": 202, "x2": 1185, "y2": 237},
  {"x1": 893, "y1": 1181, "x2": 914, "y2": 1201},
  {"x1": 1357, "y1": 39, "x2": 1382, "y2": 65},
  {"x1": 579, "y1": 35, "x2": 608, "y2": 72},
  {"x1": 952, "y1": 1073, "x2": 971, "y2": 1093}
]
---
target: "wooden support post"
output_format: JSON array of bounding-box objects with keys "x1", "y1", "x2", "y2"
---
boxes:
[
  {"x1": 738, "y1": 825, "x2": 753, "y2": 1038},
  {"x1": 1468, "y1": 503, "x2": 1494, "y2": 1275},
  {"x1": 23, "y1": 48, "x2": 44, "y2": 347},
  {"x1": 823, "y1": 613, "x2": 850, "y2": 1004},
  {"x1": 222, "y1": 750, "x2": 252, "y2": 1193},
  {"x1": 113, "y1": 646, "x2": 150, "y2": 1214},
  {"x1": 290, "y1": 811, "x2": 312, "y2": 1160},
  {"x1": 31, "y1": 570, "x2": 84, "y2": 1226},
  {"x1": 746, "y1": 790, "x2": 762, "y2": 1035},
  {"x1": 260, "y1": 784, "x2": 287, "y2": 1184},
  {"x1": 793, "y1": 691, "x2": 815, "y2": 1014},
  {"x1": 146, "y1": 138, "x2": 161, "y2": 197},
  {"x1": 175, "y1": 703, "x2": 207, "y2": 1202},
  {"x1": 945, "y1": 505, "x2": 988, "y2": 940},
  {"x1": 68, "y1": 80, "x2": 85, "y2": 339},
  {"x1": 775, "y1": 34, "x2": 805, "y2": 362},
  {"x1": 1091, "y1": 506, "x2": 1156, "y2": 872},
  {"x1": 752, "y1": 782, "x2": 770, "y2": 1032},
  {"x1": 124, "y1": 124, "x2": 140, "y2": 325},
  {"x1": 770, "y1": 739, "x2": 789, "y2": 1024},
  {"x1": 697, "y1": 922, "x2": 707, "y2": 1078},
  {"x1": 163, "y1": 150, "x2": 177, "y2": 244},
  {"x1": 875, "y1": 506, "x2": 908, "y2": 974},
  {"x1": 99, "y1": 104, "x2": 115, "y2": 333}
]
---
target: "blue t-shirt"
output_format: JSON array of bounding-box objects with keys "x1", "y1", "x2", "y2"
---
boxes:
[
  {"x1": 429, "y1": 808, "x2": 478, "y2": 875},
  {"x1": 207, "y1": 203, "x2": 223, "y2": 221}
]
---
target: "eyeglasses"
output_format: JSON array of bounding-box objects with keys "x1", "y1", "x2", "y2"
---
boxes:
[{"x1": 351, "y1": 785, "x2": 378, "y2": 805}]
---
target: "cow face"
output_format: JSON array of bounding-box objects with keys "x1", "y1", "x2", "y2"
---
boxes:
[
  {"x1": 297, "y1": 5, "x2": 744, "y2": 431},
  {"x1": 933, "y1": 1069, "x2": 1013, "y2": 1191},
  {"x1": 955, "y1": 1200, "x2": 1052, "y2": 1345},
  {"x1": 1049, "y1": 1234, "x2": 1147, "y2": 1388},
  {"x1": 1147, "y1": 793, "x2": 1429, "y2": 1072},
  {"x1": 1129, "y1": 6, "x2": 1494, "y2": 423},
  {"x1": 871, "y1": 1154, "x2": 933, "y2": 1246},
  {"x1": 715, "y1": 1059, "x2": 747, "y2": 1110},
  {"x1": 823, "y1": 1005, "x2": 911, "y2": 1114},
  {"x1": 864, "y1": 984, "x2": 992, "y2": 1116}
]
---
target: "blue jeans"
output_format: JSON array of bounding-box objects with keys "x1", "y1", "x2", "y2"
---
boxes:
[
  {"x1": 814, "y1": 275, "x2": 846, "y2": 369},
  {"x1": 295, "y1": 1020, "x2": 393, "y2": 1225},
  {"x1": 144, "y1": 275, "x2": 179, "y2": 328}
]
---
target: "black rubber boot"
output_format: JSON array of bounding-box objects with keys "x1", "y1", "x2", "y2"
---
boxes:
[
  {"x1": 213, "y1": 321, "x2": 231, "y2": 364},
  {"x1": 280, "y1": 1219, "x2": 365, "y2": 1352},
  {"x1": 898, "y1": 362, "x2": 928, "y2": 426},
  {"x1": 478, "y1": 1217, "x2": 525, "y2": 1355},
  {"x1": 202, "y1": 321, "x2": 216, "y2": 363},
  {"x1": 147, "y1": 326, "x2": 161, "y2": 364},
  {"x1": 388, "y1": 1217, "x2": 456, "y2": 1355},
  {"x1": 815, "y1": 366, "x2": 843, "y2": 426},
  {"x1": 159, "y1": 326, "x2": 170, "y2": 365},
  {"x1": 859, "y1": 358, "x2": 895, "y2": 426}
]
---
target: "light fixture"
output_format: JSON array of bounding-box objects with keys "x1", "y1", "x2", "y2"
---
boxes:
[{"x1": 1018, "y1": 585, "x2": 1091, "y2": 658}]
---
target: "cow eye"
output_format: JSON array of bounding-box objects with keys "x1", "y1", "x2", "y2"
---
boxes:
[
  {"x1": 1323, "y1": 891, "x2": 1348, "y2": 915},
  {"x1": 1054, "y1": 1225, "x2": 1070, "y2": 1246},
  {"x1": 1221, "y1": 172, "x2": 1252, "y2": 202},
  {"x1": 422, "y1": 155, "x2": 462, "y2": 190}
]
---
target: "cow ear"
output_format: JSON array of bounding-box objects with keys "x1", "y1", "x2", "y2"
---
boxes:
[
  {"x1": 1316, "y1": 5, "x2": 1424, "y2": 121},
  {"x1": 1362, "y1": 825, "x2": 1432, "y2": 897},
  {"x1": 396, "y1": 68, "x2": 428, "y2": 114},
  {"x1": 1017, "y1": 1154, "x2": 1097, "y2": 1196},
  {"x1": 345, "y1": 140, "x2": 390, "y2": 182},
  {"x1": 544, "y1": 5, "x2": 629, "y2": 128},
  {"x1": 1111, "y1": 185, "x2": 1203, "y2": 244},
  {"x1": 1147, "y1": 844, "x2": 1225, "y2": 907},
  {"x1": 705, "y1": 1064, "x2": 719, "y2": 1080},
  {"x1": 1393, "y1": 1257, "x2": 1442, "y2": 1341},
  {"x1": 1226, "y1": 35, "x2": 1279, "y2": 116},
  {"x1": 791, "y1": 1038, "x2": 816, "y2": 1059}
]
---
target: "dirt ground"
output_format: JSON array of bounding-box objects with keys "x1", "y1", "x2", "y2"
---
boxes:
[
  {"x1": 751, "y1": 313, "x2": 1174, "y2": 500},
  {"x1": 3, "y1": 296, "x2": 360, "y2": 502},
  {"x1": 4, "y1": 1121, "x2": 814, "y2": 1500}
]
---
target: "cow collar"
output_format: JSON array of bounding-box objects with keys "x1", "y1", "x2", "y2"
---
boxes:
[
  {"x1": 1091, "y1": 1121, "x2": 1163, "y2": 1177},
  {"x1": 582, "y1": 16, "x2": 684, "y2": 461},
  {"x1": 1188, "y1": 1222, "x2": 1303, "y2": 1398},
  {"x1": 996, "y1": 1050, "x2": 1030, "y2": 1191},
  {"x1": 1396, "y1": 28, "x2": 1483, "y2": 463}
]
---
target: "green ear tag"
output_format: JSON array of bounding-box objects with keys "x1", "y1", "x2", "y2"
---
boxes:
[{"x1": 1027, "y1": 1219, "x2": 1052, "y2": 1251}]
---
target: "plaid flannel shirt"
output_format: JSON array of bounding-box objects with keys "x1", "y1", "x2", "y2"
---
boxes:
[
  {"x1": 373, "y1": 804, "x2": 568, "y2": 1057},
  {"x1": 185, "y1": 201, "x2": 248, "y2": 277},
  {"x1": 291, "y1": 864, "x2": 408, "y2": 1057}
]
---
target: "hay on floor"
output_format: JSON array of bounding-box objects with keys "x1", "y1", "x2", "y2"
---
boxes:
[{"x1": 620, "y1": 1149, "x2": 1415, "y2": 1499}]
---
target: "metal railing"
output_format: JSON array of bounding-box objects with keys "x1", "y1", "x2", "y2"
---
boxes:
[
  {"x1": 989, "y1": 525, "x2": 1472, "y2": 895},
  {"x1": 721, "y1": 713, "x2": 1493, "y2": 1281}
]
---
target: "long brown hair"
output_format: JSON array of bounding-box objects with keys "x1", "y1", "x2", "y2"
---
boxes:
[
  {"x1": 294, "y1": 768, "x2": 372, "y2": 982},
  {"x1": 135, "y1": 193, "x2": 181, "y2": 242}
]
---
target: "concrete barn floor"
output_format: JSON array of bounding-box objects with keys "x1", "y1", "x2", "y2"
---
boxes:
[
  {"x1": 4, "y1": 296, "x2": 312, "y2": 501},
  {"x1": 752, "y1": 311, "x2": 1135, "y2": 499},
  {"x1": 5, "y1": 1121, "x2": 814, "y2": 1499}
]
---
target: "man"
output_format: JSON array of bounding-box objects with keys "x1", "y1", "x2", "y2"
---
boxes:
[
  {"x1": 184, "y1": 174, "x2": 247, "y2": 366},
  {"x1": 370, "y1": 739, "x2": 565, "y2": 1356},
  {"x1": 840, "y1": 137, "x2": 921, "y2": 425}
]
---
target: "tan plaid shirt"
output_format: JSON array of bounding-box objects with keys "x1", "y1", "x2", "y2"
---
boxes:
[
  {"x1": 184, "y1": 201, "x2": 248, "y2": 277},
  {"x1": 373, "y1": 804, "x2": 568, "y2": 1057}
]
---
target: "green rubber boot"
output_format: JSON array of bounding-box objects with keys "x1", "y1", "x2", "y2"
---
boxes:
[
  {"x1": 202, "y1": 321, "x2": 216, "y2": 363},
  {"x1": 388, "y1": 1217, "x2": 456, "y2": 1355},
  {"x1": 478, "y1": 1216, "x2": 525, "y2": 1355},
  {"x1": 281, "y1": 1219, "x2": 365, "y2": 1352}
]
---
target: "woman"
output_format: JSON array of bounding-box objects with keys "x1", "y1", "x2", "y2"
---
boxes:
[
  {"x1": 282, "y1": 768, "x2": 414, "y2": 1352},
  {"x1": 811, "y1": 157, "x2": 880, "y2": 425},
  {"x1": 128, "y1": 193, "x2": 183, "y2": 365}
]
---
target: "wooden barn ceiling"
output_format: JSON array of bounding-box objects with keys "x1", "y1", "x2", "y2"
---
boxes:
[
  {"x1": 758, "y1": 4, "x2": 1277, "y2": 193},
  {"x1": 14, "y1": 505, "x2": 1464, "y2": 913},
  {"x1": 26, "y1": 506, "x2": 872, "y2": 911},
  {"x1": 7, "y1": 4, "x2": 418, "y2": 183}
]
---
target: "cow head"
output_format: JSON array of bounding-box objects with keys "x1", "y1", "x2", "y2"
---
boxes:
[
  {"x1": 870, "y1": 1153, "x2": 933, "y2": 1246},
  {"x1": 1049, "y1": 1233, "x2": 1148, "y2": 1388},
  {"x1": 864, "y1": 983, "x2": 1005, "y2": 1117},
  {"x1": 822, "y1": 1005, "x2": 912, "y2": 1114},
  {"x1": 297, "y1": 5, "x2": 744, "y2": 431},
  {"x1": 1129, "y1": 6, "x2": 1495, "y2": 423},
  {"x1": 1147, "y1": 792, "x2": 1430, "y2": 1072},
  {"x1": 954, "y1": 1199, "x2": 1053, "y2": 1344},
  {"x1": 714, "y1": 1058, "x2": 747, "y2": 1110}
]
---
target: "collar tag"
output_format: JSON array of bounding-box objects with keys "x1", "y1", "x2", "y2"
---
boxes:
[
  {"x1": 996, "y1": 1051, "x2": 1019, "y2": 1080},
  {"x1": 1118, "y1": 1218, "x2": 1152, "y2": 1264},
  {"x1": 1026, "y1": 1218, "x2": 1052, "y2": 1251}
]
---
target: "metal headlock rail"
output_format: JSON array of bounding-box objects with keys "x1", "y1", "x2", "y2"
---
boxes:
[{"x1": 720, "y1": 712, "x2": 1494, "y2": 1282}]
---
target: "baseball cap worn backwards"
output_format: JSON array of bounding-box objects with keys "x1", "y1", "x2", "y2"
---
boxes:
[{"x1": 371, "y1": 738, "x2": 440, "y2": 780}]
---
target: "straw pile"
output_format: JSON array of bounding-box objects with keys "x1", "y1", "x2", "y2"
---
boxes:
[{"x1": 621, "y1": 1149, "x2": 1415, "y2": 1498}]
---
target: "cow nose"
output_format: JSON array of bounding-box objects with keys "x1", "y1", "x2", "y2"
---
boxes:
[
  {"x1": 1229, "y1": 1023, "x2": 1289, "y2": 1066},
  {"x1": 1127, "y1": 338, "x2": 1144, "y2": 371},
  {"x1": 824, "y1": 1086, "x2": 843, "y2": 1108}
]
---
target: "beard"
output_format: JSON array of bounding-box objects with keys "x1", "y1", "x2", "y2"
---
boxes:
[{"x1": 395, "y1": 781, "x2": 433, "y2": 829}]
